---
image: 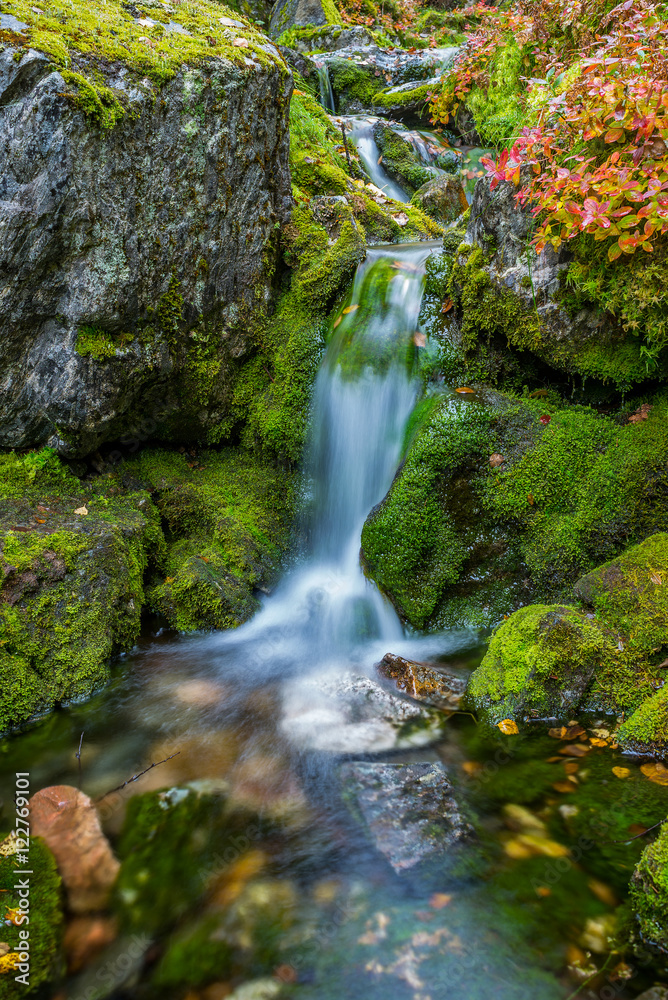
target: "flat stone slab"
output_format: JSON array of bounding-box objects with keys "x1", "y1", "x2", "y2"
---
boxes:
[
  {"x1": 341, "y1": 761, "x2": 473, "y2": 873},
  {"x1": 377, "y1": 653, "x2": 467, "y2": 712},
  {"x1": 281, "y1": 671, "x2": 446, "y2": 754}
]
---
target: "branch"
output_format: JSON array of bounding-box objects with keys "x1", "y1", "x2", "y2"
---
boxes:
[{"x1": 95, "y1": 751, "x2": 181, "y2": 803}]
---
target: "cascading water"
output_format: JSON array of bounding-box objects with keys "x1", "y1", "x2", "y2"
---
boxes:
[
  {"x1": 207, "y1": 242, "x2": 440, "y2": 685},
  {"x1": 315, "y1": 61, "x2": 336, "y2": 113},
  {"x1": 341, "y1": 116, "x2": 410, "y2": 202}
]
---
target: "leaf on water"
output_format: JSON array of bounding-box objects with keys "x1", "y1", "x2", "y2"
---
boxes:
[
  {"x1": 342, "y1": 305, "x2": 359, "y2": 314},
  {"x1": 559, "y1": 743, "x2": 590, "y2": 757},
  {"x1": 564, "y1": 761, "x2": 579, "y2": 774},
  {"x1": 413, "y1": 332, "x2": 427, "y2": 347},
  {"x1": 548, "y1": 726, "x2": 568, "y2": 739},
  {"x1": 564, "y1": 724, "x2": 586, "y2": 739},
  {"x1": 498, "y1": 719, "x2": 519, "y2": 735},
  {"x1": 641, "y1": 762, "x2": 668, "y2": 785},
  {"x1": 462, "y1": 760, "x2": 483, "y2": 777},
  {"x1": 589, "y1": 737, "x2": 608, "y2": 747},
  {"x1": 455, "y1": 386, "x2": 474, "y2": 394},
  {"x1": 429, "y1": 893, "x2": 452, "y2": 909},
  {"x1": 612, "y1": 766, "x2": 631, "y2": 779},
  {"x1": 489, "y1": 453, "x2": 505, "y2": 468},
  {"x1": 74, "y1": 506, "x2": 88, "y2": 516},
  {"x1": 333, "y1": 316, "x2": 343, "y2": 329}
]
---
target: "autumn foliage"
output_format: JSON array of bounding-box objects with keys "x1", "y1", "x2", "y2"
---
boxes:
[{"x1": 430, "y1": 0, "x2": 668, "y2": 261}]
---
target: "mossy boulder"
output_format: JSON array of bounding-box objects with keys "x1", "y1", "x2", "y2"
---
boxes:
[
  {"x1": 453, "y1": 176, "x2": 665, "y2": 392},
  {"x1": 0, "y1": 450, "x2": 164, "y2": 733},
  {"x1": 0, "y1": 835, "x2": 64, "y2": 996},
  {"x1": 371, "y1": 80, "x2": 437, "y2": 119},
  {"x1": 630, "y1": 822, "x2": 668, "y2": 955},
  {"x1": 372, "y1": 121, "x2": 433, "y2": 194},
  {"x1": 468, "y1": 534, "x2": 668, "y2": 728},
  {"x1": 412, "y1": 174, "x2": 468, "y2": 223},
  {"x1": 0, "y1": 1, "x2": 293, "y2": 456},
  {"x1": 326, "y1": 57, "x2": 385, "y2": 112},
  {"x1": 269, "y1": 0, "x2": 341, "y2": 37},
  {"x1": 119, "y1": 448, "x2": 297, "y2": 632}
]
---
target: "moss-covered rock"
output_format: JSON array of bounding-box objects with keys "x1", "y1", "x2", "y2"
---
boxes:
[
  {"x1": 372, "y1": 121, "x2": 433, "y2": 193},
  {"x1": 371, "y1": 80, "x2": 437, "y2": 118},
  {"x1": 119, "y1": 448, "x2": 296, "y2": 632},
  {"x1": 327, "y1": 58, "x2": 386, "y2": 112},
  {"x1": 269, "y1": 0, "x2": 341, "y2": 37},
  {"x1": 0, "y1": 835, "x2": 64, "y2": 996},
  {"x1": 468, "y1": 534, "x2": 668, "y2": 728},
  {"x1": 630, "y1": 822, "x2": 668, "y2": 955},
  {"x1": 0, "y1": 1, "x2": 293, "y2": 457},
  {"x1": 411, "y1": 173, "x2": 468, "y2": 223},
  {"x1": 0, "y1": 450, "x2": 164, "y2": 733}
]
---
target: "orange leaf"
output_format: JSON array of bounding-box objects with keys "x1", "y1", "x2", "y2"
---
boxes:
[
  {"x1": 498, "y1": 719, "x2": 519, "y2": 735},
  {"x1": 455, "y1": 386, "x2": 474, "y2": 394}
]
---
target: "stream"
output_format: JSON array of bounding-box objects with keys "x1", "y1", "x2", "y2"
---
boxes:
[{"x1": 3, "y1": 246, "x2": 667, "y2": 999}]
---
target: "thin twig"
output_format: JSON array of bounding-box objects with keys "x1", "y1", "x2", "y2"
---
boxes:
[
  {"x1": 95, "y1": 751, "x2": 181, "y2": 803},
  {"x1": 75, "y1": 731, "x2": 85, "y2": 788},
  {"x1": 341, "y1": 122, "x2": 352, "y2": 173},
  {"x1": 607, "y1": 817, "x2": 665, "y2": 845}
]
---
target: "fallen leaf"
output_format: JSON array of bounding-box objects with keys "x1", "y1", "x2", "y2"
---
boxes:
[
  {"x1": 498, "y1": 719, "x2": 519, "y2": 735},
  {"x1": 612, "y1": 766, "x2": 631, "y2": 779},
  {"x1": 559, "y1": 744, "x2": 590, "y2": 757},
  {"x1": 4, "y1": 908, "x2": 23, "y2": 926},
  {"x1": 35, "y1": 518, "x2": 46, "y2": 524},
  {"x1": 548, "y1": 726, "x2": 568, "y2": 739},
  {"x1": 564, "y1": 725, "x2": 586, "y2": 739},
  {"x1": 462, "y1": 761, "x2": 483, "y2": 777},
  {"x1": 392, "y1": 212, "x2": 409, "y2": 227},
  {"x1": 589, "y1": 737, "x2": 608, "y2": 747},
  {"x1": 539, "y1": 414, "x2": 551, "y2": 425},
  {"x1": 333, "y1": 316, "x2": 342, "y2": 329},
  {"x1": 650, "y1": 571, "x2": 663, "y2": 585},
  {"x1": 233, "y1": 36, "x2": 249, "y2": 46},
  {"x1": 628, "y1": 823, "x2": 649, "y2": 837},
  {"x1": 342, "y1": 305, "x2": 359, "y2": 315},
  {"x1": 0, "y1": 952, "x2": 22, "y2": 973},
  {"x1": 552, "y1": 781, "x2": 575, "y2": 793},
  {"x1": 455, "y1": 386, "x2": 474, "y2": 394},
  {"x1": 535, "y1": 886, "x2": 552, "y2": 897},
  {"x1": 74, "y1": 506, "x2": 88, "y2": 516},
  {"x1": 529, "y1": 389, "x2": 549, "y2": 398},
  {"x1": 591, "y1": 727, "x2": 610, "y2": 738},
  {"x1": 628, "y1": 403, "x2": 653, "y2": 424},
  {"x1": 588, "y1": 879, "x2": 618, "y2": 907},
  {"x1": 441, "y1": 298, "x2": 454, "y2": 313},
  {"x1": 413, "y1": 332, "x2": 426, "y2": 347},
  {"x1": 489, "y1": 453, "x2": 505, "y2": 468},
  {"x1": 429, "y1": 893, "x2": 452, "y2": 909},
  {"x1": 564, "y1": 761, "x2": 579, "y2": 775},
  {"x1": 641, "y1": 762, "x2": 668, "y2": 786},
  {"x1": 527, "y1": 492, "x2": 535, "y2": 506}
]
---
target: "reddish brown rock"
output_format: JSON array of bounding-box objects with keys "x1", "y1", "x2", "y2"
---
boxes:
[
  {"x1": 377, "y1": 653, "x2": 466, "y2": 711},
  {"x1": 29, "y1": 785, "x2": 120, "y2": 913},
  {"x1": 63, "y1": 915, "x2": 118, "y2": 973}
]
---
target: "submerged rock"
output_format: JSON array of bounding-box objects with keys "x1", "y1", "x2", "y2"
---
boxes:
[
  {"x1": 377, "y1": 652, "x2": 466, "y2": 711},
  {"x1": 372, "y1": 121, "x2": 433, "y2": 193},
  {"x1": 412, "y1": 173, "x2": 468, "y2": 223},
  {"x1": 0, "y1": 7, "x2": 292, "y2": 456},
  {"x1": 281, "y1": 670, "x2": 447, "y2": 753},
  {"x1": 340, "y1": 761, "x2": 473, "y2": 873},
  {"x1": 468, "y1": 534, "x2": 668, "y2": 730},
  {"x1": 29, "y1": 786, "x2": 120, "y2": 914},
  {"x1": 631, "y1": 822, "x2": 668, "y2": 955}
]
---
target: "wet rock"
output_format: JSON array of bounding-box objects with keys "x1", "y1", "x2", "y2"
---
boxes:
[
  {"x1": 29, "y1": 786, "x2": 120, "y2": 913},
  {"x1": 372, "y1": 121, "x2": 433, "y2": 194},
  {"x1": 377, "y1": 652, "x2": 466, "y2": 711},
  {"x1": 63, "y1": 916, "x2": 118, "y2": 973},
  {"x1": 0, "y1": 30, "x2": 291, "y2": 456},
  {"x1": 285, "y1": 25, "x2": 375, "y2": 52},
  {"x1": 340, "y1": 761, "x2": 473, "y2": 873},
  {"x1": 412, "y1": 174, "x2": 468, "y2": 223},
  {"x1": 281, "y1": 670, "x2": 448, "y2": 753}
]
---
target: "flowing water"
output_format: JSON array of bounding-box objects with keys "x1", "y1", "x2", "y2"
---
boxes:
[
  {"x1": 341, "y1": 116, "x2": 411, "y2": 202},
  {"x1": 2, "y1": 243, "x2": 666, "y2": 999},
  {"x1": 315, "y1": 61, "x2": 335, "y2": 114}
]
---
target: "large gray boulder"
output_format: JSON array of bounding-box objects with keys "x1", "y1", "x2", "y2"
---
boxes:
[{"x1": 0, "y1": 42, "x2": 292, "y2": 456}]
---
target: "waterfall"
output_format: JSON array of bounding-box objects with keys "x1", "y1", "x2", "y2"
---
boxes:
[
  {"x1": 205, "y1": 242, "x2": 439, "y2": 682},
  {"x1": 342, "y1": 117, "x2": 410, "y2": 202},
  {"x1": 315, "y1": 61, "x2": 335, "y2": 113}
]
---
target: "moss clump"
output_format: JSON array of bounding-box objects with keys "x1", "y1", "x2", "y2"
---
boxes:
[
  {"x1": 0, "y1": 836, "x2": 64, "y2": 997},
  {"x1": 371, "y1": 80, "x2": 436, "y2": 115},
  {"x1": 467, "y1": 603, "x2": 616, "y2": 724},
  {"x1": 60, "y1": 69, "x2": 126, "y2": 128},
  {"x1": 326, "y1": 58, "x2": 385, "y2": 111},
  {"x1": 466, "y1": 36, "x2": 524, "y2": 146},
  {"x1": 372, "y1": 121, "x2": 432, "y2": 194},
  {"x1": 121, "y1": 447, "x2": 295, "y2": 631},
  {"x1": 630, "y1": 822, "x2": 668, "y2": 954},
  {"x1": 618, "y1": 686, "x2": 668, "y2": 755},
  {"x1": 76, "y1": 324, "x2": 133, "y2": 360},
  {"x1": 0, "y1": 451, "x2": 164, "y2": 733},
  {"x1": 468, "y1": 534, "x2": 668, "y2": 727}
]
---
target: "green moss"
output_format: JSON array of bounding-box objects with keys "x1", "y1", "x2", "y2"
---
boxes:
[
  {"x1": 7, "y1": 0, "x2": 287, "y2": 94},
  {"x1": 0, "y1": 837, "x2": 63, "y2": 997},
  {"x1": 122, "y1": 447, "x2": 295, "y2": 630},
  {"x1": 372, "y1": 121, "x2": 432, "y2": 194},
  {"x1": 60, "y1": 69, "x2": 126, "y2": 128},
  {"x1": 76, "y1": 324, "x2": 134, "y2": 359},
  {"x1": 327, "y1": 58, "x2": 384, "y2": 111},
  {"x1": 618, "y1": 685, "x2": 668, "y2": 754},
  {"x1": 630, "y1": 822, "x2": 668, "y2": 954},
  {"x1": 371, "y1": 80, "x2": 436, "y2": 115},
  {"x1": 467, "y1": 603, "x2": 616, "y2": 724},
  {"x1": 466, "y1": 37, "x2": 524, "y2": 146}
]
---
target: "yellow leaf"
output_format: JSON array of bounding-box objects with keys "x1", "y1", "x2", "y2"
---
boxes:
[
  {"x1": 0, "y1": 833, "x2": 20, "y2": 857},
  {"x1": 612, "y1": 766, "x2": 631, "y2": 779},
  {"x1": 589, "y1": 737, "x2": 608, "y2": 747},
  {"x1": 462, "y1": 760, "x2": 483, "y2": 777},
  {"x1": 74, "y1": 505, "x2": 88, "y2": 516},
  {"x1": 0, "y1": 952, "x2": 23, "y2": 973},
  {"x1": 429, "y1": 893, "x2": 452, "y2": 909},
  {"x1": 498, "y1": 719, "x2": 519, "y2": 735},
  {"x1": 4, "y1": 907, "x2": 23, "y2": 926},
  {"x1": 641, "y1": 762, "x2": 668, "y2": 785},
  {"x1": 342, "y1": 305, "x2": 359, "y2": 315}
]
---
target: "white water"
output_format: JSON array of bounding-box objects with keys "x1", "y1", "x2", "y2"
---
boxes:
[
  {"x1": 203, "y1": 242, "x2": 447, "y2": 688},
  {"x1": 315, "y1": 61, "x2": 336, "y2": 113},
  {"x1": 341, "y1": 116, "x2": 410, "y2": 202}
]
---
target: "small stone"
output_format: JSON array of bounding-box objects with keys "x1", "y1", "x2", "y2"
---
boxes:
[
  {"x1": 29, "y1": 786, "x2": 120, "y2": 913},
  {"x1": 377, "y1": 652, "x2": 466, "y2": 711},
  {"x1": 73, "y1": 505, "x2": 88, "y2": 515}
]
